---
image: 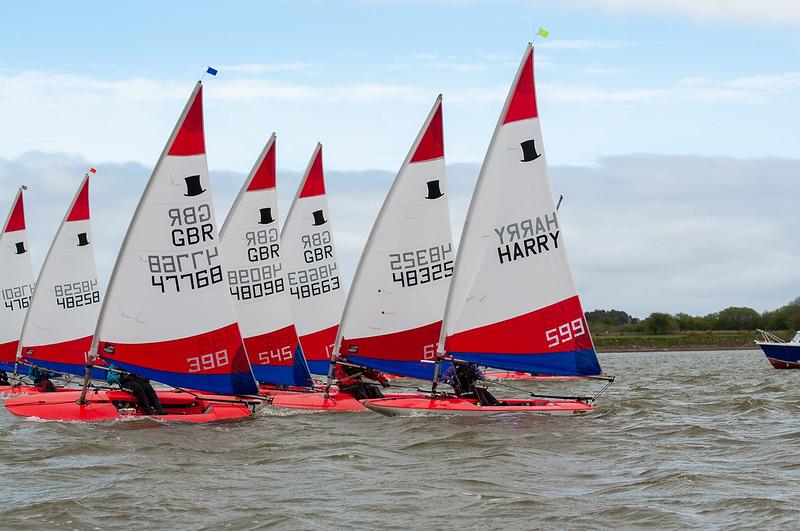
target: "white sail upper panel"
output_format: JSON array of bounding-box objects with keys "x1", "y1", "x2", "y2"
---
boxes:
[
  {"x1": 0, "y1": 189, "x2": 34, "y2": 354},
  {"x1": 339, "y1": 97, "x2": 453, "y2": 343},
  {"x1": 220, "y1": 135, "x2": 294, "y2": 341},
  {"x1": 281, "y1": 145, "x2": 345, "y2": 369},
  {"x1": 21, "y1": 174, "x2": 100, "y2": 350}
]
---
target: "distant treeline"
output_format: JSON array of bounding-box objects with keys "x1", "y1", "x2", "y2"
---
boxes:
[{"x1": 586, "y1": 297, "x2": 800, "y2": 335}]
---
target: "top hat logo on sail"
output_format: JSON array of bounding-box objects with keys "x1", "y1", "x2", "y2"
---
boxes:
[
  {"x1": 425, "y1": 180, "x2": 444, "y2": 200},
  {"x1": 312, "y1": 209, "x2": 327, "y2": 226},
  {"x1": 76, "y1": 232, "x2": 90, "y2": 247},
  {"x1": 258, "y1": 207, "x2": 275, "y2": 225},
  {"x1": 14, "y1": 242, "x2": 27, "y2": 255},
  {"x1": 183, "y1": 175, "x2": 206, "y2": 197},
  {"x1": 520, "y1": 139, "x2": 541, "y2": 162}
]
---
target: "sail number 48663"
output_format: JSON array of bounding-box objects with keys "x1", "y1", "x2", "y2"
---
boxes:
[
  {"x1": 545, "y1": 319, "x2": 586, "y2": 348},
  {"x1": 187, "y1": 350, "x2": 229, "y2": 372}
]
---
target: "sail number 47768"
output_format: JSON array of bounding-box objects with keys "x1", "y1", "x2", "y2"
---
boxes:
[{"x1": 545, "y1": 318, "x2": 586, "y2": 348}]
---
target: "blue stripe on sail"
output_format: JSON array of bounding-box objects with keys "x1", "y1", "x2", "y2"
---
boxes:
[
  {"x1": 108, "y1": 360, "x2": 259, "y2": 395},
  {"x1": 0, "y1": 362, "x2": 15, "y2": 372},
  {"x1": 349, "y1": 355, "x2": 451, "y2": 381},
  {"x1": 29, "y1": 360, "x2": 107, "y2": 380},
  {"x1": 306, "y1": 359, "x2": 332, "y2": 377},
  {"x1": 292, "y1": 345, "x2": 314, "y2": 387},
  {"x1": 450, "y1": 349, "x2": 601, "y2": 377},
  {"x1": 251, "y1": 345, "x2": 313, "y2": 387}
]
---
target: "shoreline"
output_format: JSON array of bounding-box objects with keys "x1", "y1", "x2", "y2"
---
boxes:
[{"x1": 596, "y1": 345, "x2": 760, "y2": 353}]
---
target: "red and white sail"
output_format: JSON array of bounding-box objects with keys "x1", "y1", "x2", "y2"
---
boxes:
[
  {"x1": 0, "y1": 188, "x2": 35, "y2": 371},
  {"x1": 338, "y1": 96, "x2": 454, "y2": 379},
  {"x1": 442, "y1": 45, "x2": 601, "y2": 377},
  {"x1": 93, "y1": 82, "x2": 258, "y2": 395},
  {"x1": 220, "y1": 134, "x2": 312, "y2": 387},
  {"x1": 281, "y1": 144, "x2": 344, "y2": 375},
  {"x1": 19, "y1": 172, "x2": 103, "y2": 377}
]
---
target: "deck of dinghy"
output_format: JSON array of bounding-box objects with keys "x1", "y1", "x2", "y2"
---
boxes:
[
  {"x1": 5, "y1": 389, "x2": 253, "y2": 422},
  {"x1": 362, "y1": 396, "x2": 593, "y2": 417}
]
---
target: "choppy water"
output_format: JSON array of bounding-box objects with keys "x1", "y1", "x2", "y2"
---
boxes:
[{"x1": 1, "y1": 349, "x2": 798, "y2": 530}]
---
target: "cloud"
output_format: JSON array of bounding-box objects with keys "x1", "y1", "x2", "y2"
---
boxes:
[
  {"x1": 556, "y1": 0, "x2": 800, "y2": 26},
  {"x1": 4, "y1": 151, "x2": 800, "y2": 320}
]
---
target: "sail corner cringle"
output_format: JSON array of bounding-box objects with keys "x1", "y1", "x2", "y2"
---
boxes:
[
  {"x1": 299, "y1": 147, "x2": 326, "y2": 198},
  {"x1": 66, "y1": 177, "x2": 91, "y2": 222},
  {"x1": 502, "y1": 47, "x2": 538, "y2": 125},
  {"x1": 168, "y1": 85, "x2": 206, "y2": 156},
  {"x1": 410, "y1": 101, "x2": 444, "y2": 163}
]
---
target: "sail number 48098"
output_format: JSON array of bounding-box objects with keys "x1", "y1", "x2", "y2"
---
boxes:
[
  {"x1": 545, "y1": 319, "x2": 586, "y2": 348},
  {"x1": 187, "y1": 350, "x2": 229, "y2": 372}
]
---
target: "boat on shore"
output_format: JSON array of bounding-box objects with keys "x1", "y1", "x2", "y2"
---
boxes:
[{"x1": 755, "y1": 329, "x2": 800, "y2": 369}]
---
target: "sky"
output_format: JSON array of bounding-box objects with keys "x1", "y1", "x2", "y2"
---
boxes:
[{"x1": 1, "y1": 0, "x2": 799, "y2": 318}]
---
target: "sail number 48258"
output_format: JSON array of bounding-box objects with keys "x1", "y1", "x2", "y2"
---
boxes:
[
  {"x1": 187, "y1": 350, "x2": 229, "y2": 372},
  {"x1": 545, "y1": 319, "x2": 586, "y2": 348}
]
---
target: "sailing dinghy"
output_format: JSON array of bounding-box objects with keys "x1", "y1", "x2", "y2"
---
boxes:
[
  {"x1": 6, "y1": 82, "x2": 260, "y2": 421},
  {"x1": 363, "y1": 44, "x2": 610, "y2": 416},
  {"x1": 0, "y1": 187, "x2": 37, "y2": 395},
  {"x1": 14, "y1": 170, "x2": 108, "y2": 391},
  {"x1": 269, "y1": 98, "x2": 449, "y2": 410},
  {"x1": 219, "y1": 133, "x2": 315, "y2": 390},
  {"x1": 279, "y1": 144, "x2": 345, "y2": 377}
]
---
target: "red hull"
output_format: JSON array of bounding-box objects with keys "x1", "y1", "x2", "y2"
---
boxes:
[
  {"x1": 484, "y1": 371, "x2": 584, "y2": 381},
  {"x1": 362, "y1": 396, "x2": 594, "y2": 416},
  {"x1": 0, "y1": 385, "x2": 75, "y2": 397},
  {"x1": 258, "y1": 383, "x2": 338, "y2": 396},
  {"x1": 268, "y1": 390, "x2": 426, "y2": 411},
  {"x1": 767, "y1": 357, "x2": 800, "y2": 369},
  {"x1": 4, "y1": 389, "x2": 252, "y2": 422}
]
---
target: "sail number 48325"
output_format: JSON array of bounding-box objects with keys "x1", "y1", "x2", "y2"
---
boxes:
[
  {"x1": 545, "y1": 319, "x2": 586, "y2": 348},
  {"x1": 187, "y1": 350, "x2": 229, "y2": 372}
]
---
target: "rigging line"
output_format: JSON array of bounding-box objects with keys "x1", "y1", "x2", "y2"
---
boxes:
[
  {"x1": 170, "y1": 386, "x2": 267, "y2": 406},
  {"x1": 487, "y1": 377, "x2": 599, "y2": 403}
]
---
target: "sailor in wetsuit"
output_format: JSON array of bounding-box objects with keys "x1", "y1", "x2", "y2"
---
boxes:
[
  {"x1": 107, "y1": 365, "x2": 166, "y2": 415},
  {"x1": 334, "y1": 356, "x2": 390, "y2": 400},
  {"x1": 440, "y1": 361, "x2": 502, "y2": 406},
  {"x1": 28, "y1": 365, "x2": 58, "y2": 392}
]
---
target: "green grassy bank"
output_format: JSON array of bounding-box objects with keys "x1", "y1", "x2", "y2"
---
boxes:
[{"x1": 591, "y1": 330, "x2": 783, "y2": 352}]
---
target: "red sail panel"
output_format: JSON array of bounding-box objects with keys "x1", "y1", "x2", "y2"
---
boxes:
[
  {"x1": 168, "y1": 85, "x2": 206, "y2": 156},
  {"x1": 446, "y1": 296, "x2": 592, "y2": 355}
]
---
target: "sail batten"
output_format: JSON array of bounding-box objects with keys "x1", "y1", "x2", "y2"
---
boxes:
[
  {"x1": 93, "y1": 82, "x2": 258, "y2": 395},
  {"x1": 220, "y1": 134, "x2": 313, "y2": 387},
  {"x1": 441, "y1": 45, "x2": 601, "y2": 377},
  {"x1": 337, "y1": 96, "x2": 454, "y2": 379},
  {"x1": 20, "y1": 173, "x2": 104, "y2": 377},
  {"x1": 281, "y1": 145, "x2": 345, "y2": 375}
]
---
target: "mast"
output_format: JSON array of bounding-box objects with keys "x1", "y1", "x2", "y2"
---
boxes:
[
  {"x1": 328, "y1": 95, "x2": 452, "y2": 385},
  {"x1": 434, "y1": 43, "x2": 601, "y2": 382},
  {"x1": 81, "y1": 80, "x2": 257, "y2": 402},
  {"x1": 1, "y1": 186, "x2": 34, "y2": 377},
  {"x1": 18, "y1": 170, "x2": 100, "y2": 378},
  {"x1": 281, "y1": 144, "x2": 345, "y2": 376},
  {"x1": 219, "y1": 134, "x2": 313, "y2": 388}
]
